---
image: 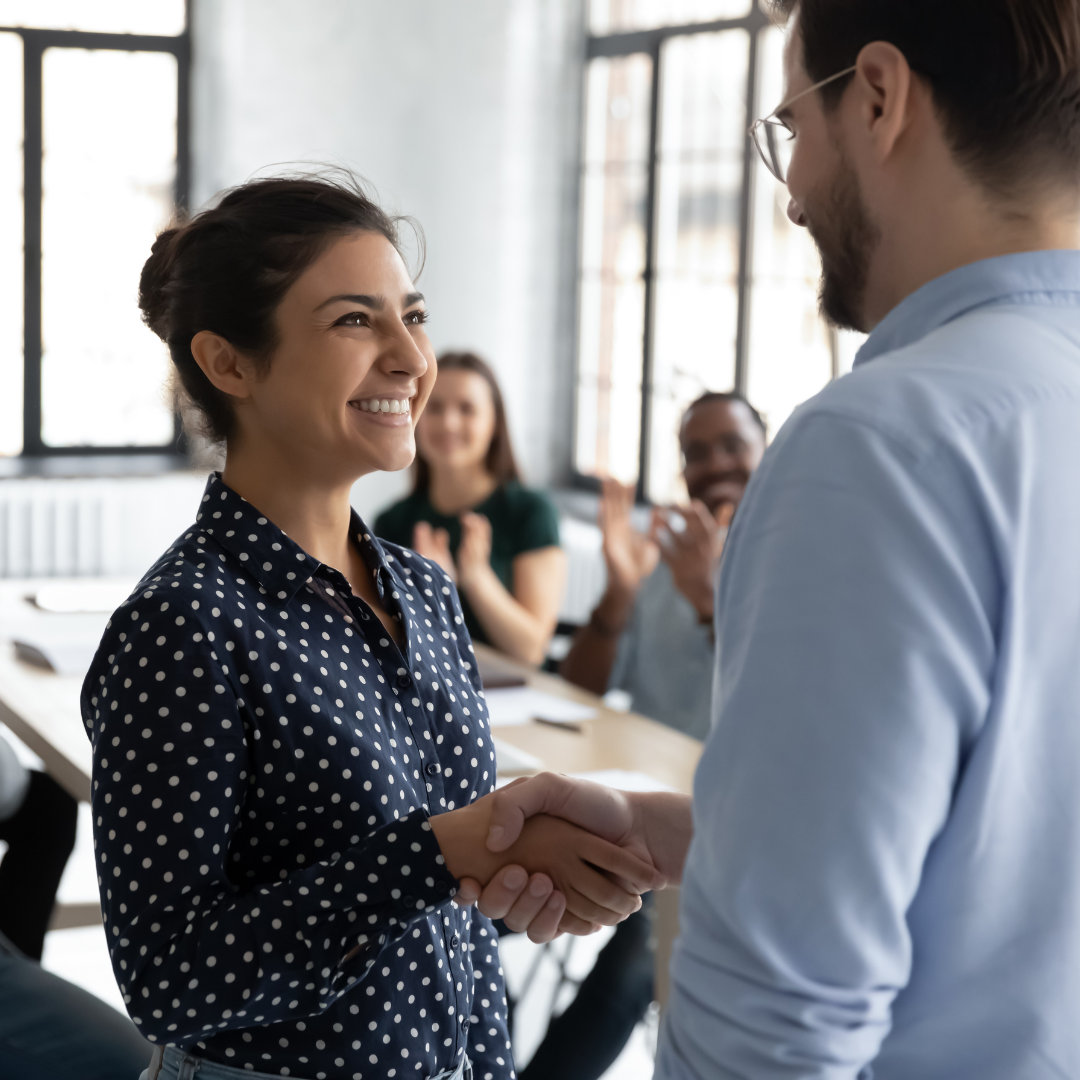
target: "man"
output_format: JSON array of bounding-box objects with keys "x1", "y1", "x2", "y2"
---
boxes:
[
  {"x1": 512, "y1": 392, "x2": 763, "y2": 1080},
  {"x1": 561, "y1": 391, "x2": 766, "y2": 741},
  {"x1": 464, "y1": 1, "x2": 1080, "y2": 1076}
]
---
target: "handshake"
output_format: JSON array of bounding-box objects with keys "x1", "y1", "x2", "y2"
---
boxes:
[{"x1": 429, "y1": 773, "x2": 693, "y2": 943}]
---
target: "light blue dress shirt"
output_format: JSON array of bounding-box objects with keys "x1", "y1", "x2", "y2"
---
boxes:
[{"x1": 656, "y1": 252, "x2": 1080, "y2": 1080}]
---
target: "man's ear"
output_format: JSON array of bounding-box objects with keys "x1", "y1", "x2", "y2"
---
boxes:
[
  {"x1": 190, "y1": 331, "x2": 257, "y2": 401},
  {"x1": 852, "y1": 40, "x2": 914, "y2": 164}
]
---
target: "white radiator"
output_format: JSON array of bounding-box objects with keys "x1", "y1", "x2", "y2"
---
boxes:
[
  {"x1": 557, "y1": 514, "x2": 606, "y2": 625},
  {"x1": 0, "y1": 475, "x2": 207, "y2": 579}
]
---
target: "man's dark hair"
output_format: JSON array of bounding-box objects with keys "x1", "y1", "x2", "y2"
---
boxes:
[
  {"x1": 770, "y1": 0, "x2": 1080, "y2": 198},
  {"x1": 684, "y1": 390, "x2": 768, "y2": 438}
]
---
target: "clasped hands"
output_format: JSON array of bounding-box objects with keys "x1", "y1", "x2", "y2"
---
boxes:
[{"x1": 432, "y1": 773, "x2": 692, "y2": 943}]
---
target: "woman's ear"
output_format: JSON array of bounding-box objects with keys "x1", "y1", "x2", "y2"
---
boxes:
[{"x1": 190, "y1": 331, "x2": 257, "y2": 401}]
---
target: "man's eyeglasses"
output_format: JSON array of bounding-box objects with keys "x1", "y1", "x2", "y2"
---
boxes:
[{"x1": 749, "y1": 66, "x2": 857, "y2": 183}]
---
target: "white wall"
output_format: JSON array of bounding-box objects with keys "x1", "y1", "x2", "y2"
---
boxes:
[{"x1": 190, "y1": 0, "x2": 586, "y2": 514}]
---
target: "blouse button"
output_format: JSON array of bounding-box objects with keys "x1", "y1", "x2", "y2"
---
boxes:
[
  {"x1": 396, "y1": 673, "x2": 411, "y2": 689},
  {"x1": 424, "y1": 762, "x2": 440, "y2": 777},
  {"x1": 449, "y1": 934, "x2": 460, "y2": 949}
]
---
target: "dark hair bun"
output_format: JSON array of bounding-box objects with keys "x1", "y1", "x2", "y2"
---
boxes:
[
  {"x1": 138, "y1": 225, "x2": 184, "y2": 342},
  {"x1": 142, "y1": 172, "x2": 405, "y2": 444}
]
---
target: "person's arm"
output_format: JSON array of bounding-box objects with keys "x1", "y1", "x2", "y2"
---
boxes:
[
  {"x1": 457, "y1": 512, "x2": 565, "y2": 665},
  {"x1": 653, "y1": 411, "x2": 994, "y2": 1079},
  {"x1": 560, "y1": 478, "x2": 658, "y2": 694},
  {"x1": 558, "y1": 581, "x2": 638, "y2": 694},
  {"x1": 82, "y1": 618, "x2": 463, "y2": 1046}
]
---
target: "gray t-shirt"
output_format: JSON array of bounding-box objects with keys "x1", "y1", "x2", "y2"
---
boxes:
[{"x1": 608, "y1": 561, "x2": 715, "y2": 741}]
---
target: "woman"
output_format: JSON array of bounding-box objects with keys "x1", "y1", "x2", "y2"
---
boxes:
[
  {"x1": 80, "y1": 175, "x2": 656, "y2": 1080},
  {"x1": 374, "y1": 353, "x2": 565, "y2": 666}
]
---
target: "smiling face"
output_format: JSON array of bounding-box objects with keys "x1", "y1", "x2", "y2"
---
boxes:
[
  {"x1": 232, "y1": 230, "x2": 436, "y2": 483},
  {"x1": 415, "y1": 368, "x2": 498, "y2": 475},
  {"x1": 680, "y1": 398, "x2": 766, "y2": 516}
]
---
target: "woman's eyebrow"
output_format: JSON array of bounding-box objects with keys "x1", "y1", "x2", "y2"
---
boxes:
[{"x1": 314, "y1": 290, "x2": 426, "y2": 313}]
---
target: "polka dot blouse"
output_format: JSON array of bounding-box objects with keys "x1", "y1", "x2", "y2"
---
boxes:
[{"x1": 81, "y1": 474, "x2": 514, "y2": 1079}]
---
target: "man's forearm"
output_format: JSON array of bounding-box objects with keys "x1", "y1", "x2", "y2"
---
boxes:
[
  {"x1": 560, "y1": 585, "x2": 637, "y2": 694},
  {"x1": 631, "y1": 790, "x2": 693, "y2": 885}
]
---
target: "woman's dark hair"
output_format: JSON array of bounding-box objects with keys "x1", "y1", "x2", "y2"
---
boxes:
[
  {"x1": 139, "y1": 172, "x2": 421, "y2": 444},
  {"x1": 770, "y1": 0, "x2": 1080, "y2": 198},
  {"x1": 412, "y1": 351, "x2": 521, "y2": 494}
]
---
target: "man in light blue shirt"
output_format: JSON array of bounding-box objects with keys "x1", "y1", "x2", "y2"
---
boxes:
[{"x1": 464, "y1": 0, "x2": 1080, "y2": 1076}]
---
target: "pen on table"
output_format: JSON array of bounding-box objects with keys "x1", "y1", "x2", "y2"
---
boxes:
[{"x1": 533, "y1": 715, "x2": 585, "y2": 734}]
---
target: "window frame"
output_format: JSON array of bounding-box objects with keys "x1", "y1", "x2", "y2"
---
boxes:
[
  {"x1": 3, "y1": 4, "x2": 192, "y2": 459},
  {"x1": 572, "y1": 7, "x2": 843, "y2": 499}
]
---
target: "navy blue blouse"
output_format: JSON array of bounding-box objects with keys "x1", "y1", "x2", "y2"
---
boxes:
[{"x1": 81, "y1": 473, "x2": 513, "y2": 1079}]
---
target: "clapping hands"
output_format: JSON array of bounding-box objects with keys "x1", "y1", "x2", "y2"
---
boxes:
[{"x1": 412, "y1": 514, "x2": 493, "y2": 589}]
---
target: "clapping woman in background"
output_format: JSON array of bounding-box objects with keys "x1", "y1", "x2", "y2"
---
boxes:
[{"x1": 375, "y1": 353, "x2": 565, "y2": 666}]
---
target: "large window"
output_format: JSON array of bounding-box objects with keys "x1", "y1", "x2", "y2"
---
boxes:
[
  {"x1": 0, "y1": 1, "x2": 189, "y2": 459},
  {"x1": 573, "y1": 1, "x2": 860, "y2": 501}
]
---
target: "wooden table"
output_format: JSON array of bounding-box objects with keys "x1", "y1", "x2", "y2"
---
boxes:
[{"x1": 475, "y1": 644, "x2": 701, "y2": 793}]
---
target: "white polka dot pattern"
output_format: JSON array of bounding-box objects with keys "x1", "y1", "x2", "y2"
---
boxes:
[{"x1": 80, "y1": 473, "x2": 514, "y2": 1079}]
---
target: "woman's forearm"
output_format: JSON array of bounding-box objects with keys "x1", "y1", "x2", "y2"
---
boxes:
[{"x1": 459, "y1": 564, "x2": 553, "y2": 665}]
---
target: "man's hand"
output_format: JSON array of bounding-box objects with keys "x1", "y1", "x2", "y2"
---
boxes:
[
  {"x1": 413, "y1": 522, "x2": 457, "y2": 581},
  {"x1": 430, "y1": 793, "x2": 660, "y2": 928},
  {"x1": 599, "y1": 478, "x2": 659, "y2": 596},
  {"x1": 650, "y1": 500, "x2": 730, "y2": 621},
  {"x1": 483, "y1": 773, "x2": 692, "y2": 886}
]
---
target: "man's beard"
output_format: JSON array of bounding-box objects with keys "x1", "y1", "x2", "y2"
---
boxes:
[{"x1": 806, "y1": 151, "x2": 880, "y2": 333}]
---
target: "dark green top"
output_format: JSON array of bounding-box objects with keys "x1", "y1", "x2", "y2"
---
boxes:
[{"x1": 373, "y1": 481, "x2": 561, "y2": 645}]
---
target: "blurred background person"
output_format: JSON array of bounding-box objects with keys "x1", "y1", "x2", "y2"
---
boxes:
[
  {"x1": 561, "y1": 390, "x2": 767, "y2": 740},
  {"x1": 519, "y1": 391, "x2": 765, "y2": 1080},
  {"x1": 376, "y1": 351, "x2": 566, "y2": 666}
]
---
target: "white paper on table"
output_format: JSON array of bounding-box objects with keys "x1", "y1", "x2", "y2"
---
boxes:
[
  {"x1": 492, "y1": 738, "x2": 542, "y2": 775},
  {"x1": 483, "y1": 686, "x2": 597, "y2": 727},
  {"x1": 572, "y1": 769, "x2": 678, "y2": 794}
]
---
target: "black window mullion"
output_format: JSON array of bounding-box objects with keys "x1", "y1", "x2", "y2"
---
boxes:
[
  {"x1": 21, "y1": 33, "x2": 43, "y2": 455},
  {"x1": 636, "y1": 42, "x2": 663, "y2": 503},
  {"x1": 733, "y1": 18, "x2": 766, "y2": 394},
  {"x1": 10, "y1": 19, "x2": 192, "y2": 458}
]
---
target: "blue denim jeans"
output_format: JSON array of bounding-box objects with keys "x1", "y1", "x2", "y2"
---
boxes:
[
  {"x1": 143, "y1": 1044, "x2": 473, "y2": 1080},
  {"x1": 0, "y1": 930, "x2": 149, "y2": 1080}
]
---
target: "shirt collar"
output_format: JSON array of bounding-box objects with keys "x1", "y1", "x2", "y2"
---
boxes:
[
  {"x1": 855, "y1": 250, "x2": 1080, "y2": 368},
  {"x1": 195, "y1": 473, "x2": 395, "y2": 603}
]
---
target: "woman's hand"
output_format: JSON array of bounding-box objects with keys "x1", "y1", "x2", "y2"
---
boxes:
[
  {"x1": 456, "y1": 512, "x2": 493, "y2": 591},
  {"x1": 454, "y1": 867, "x2": 588, "y2": 943},
  {"x1": 412, "y1": 521, "x2": 457, "y2": 580}
]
